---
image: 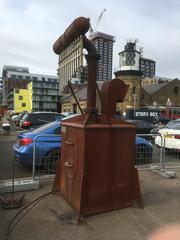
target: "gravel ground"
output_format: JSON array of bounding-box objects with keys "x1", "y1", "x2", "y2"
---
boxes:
[{"x1": 1, "y1": 170, "x2": 180, "y2": 240}]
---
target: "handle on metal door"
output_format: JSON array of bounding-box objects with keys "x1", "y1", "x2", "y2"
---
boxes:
[
  {"x1": 64, "y1": 161, "x2": 73, "y2": 168},
  {"x1": 65, "y1": 141, "x2": 74, "y2": 145}
]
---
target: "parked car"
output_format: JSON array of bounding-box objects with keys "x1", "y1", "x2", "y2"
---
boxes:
[
  {"x1": 158, "y1": 117, "x2": 172, "y2": 125},
  {"x1": 126, "y1": 120, "x2": 154, "y2": 134},
  {"x1": 11, "y1": 114, "x2": 20, "y2": 123},
  {"x1": 14, "y1": 120, "x2": 153, "y2": 171},
  {"x1": 155, "y1": 123, "x2": 180, "y2": 151},
  {"x1": 14, "y1": 112, "x2": 27, "y2": 126},
  {"x1": 19, "y1": 112, "x2": 65, "y2": 130},
  {"x1": 13, "y1": 121, "x2": 62, "y2": 172},
  {"x1": 151, "y1": 119, "x2": 180, "y2": 135}
]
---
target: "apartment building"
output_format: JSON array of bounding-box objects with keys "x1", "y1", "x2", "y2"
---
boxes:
[{"x1": 2, "y1": 65, "x2": 59, "y2": 112}]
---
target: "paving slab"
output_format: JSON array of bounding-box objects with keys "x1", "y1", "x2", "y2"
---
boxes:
[{"x1": 1, "y1": 170, "x2": 180, "y2": 240}]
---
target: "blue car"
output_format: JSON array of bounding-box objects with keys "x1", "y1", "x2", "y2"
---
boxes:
[
  {"x1": 14, "y1": 121, "x2": 153, "y2": 170},
  {"x1": 13, "y1": 121, "x2": 61, "y2": 172}
]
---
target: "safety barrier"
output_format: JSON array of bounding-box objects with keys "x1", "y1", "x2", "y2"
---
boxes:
[
  {"x1": 135, "y1": 134, "x2": 163, "y2": 169},
  {"x1": 0, "y1": 132, "x2": 179, "y2": 193},
  {"x1": 154, "y1": 133, "x2": 180, "y2": 169},
  {"x1": 32, "y1": 134, "x2": 61, "y2": 181},
  {"x1": 136, "y1": 133, "x2": 180, "y2": 170}
]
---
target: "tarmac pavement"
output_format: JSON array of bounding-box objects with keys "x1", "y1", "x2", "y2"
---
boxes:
[{"x1": 1, "y1": 170, "x2": 180, "y2": 240}]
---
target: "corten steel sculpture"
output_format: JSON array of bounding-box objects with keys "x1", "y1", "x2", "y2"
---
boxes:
[{"x1": 53, "y1": 17, "x2": 143, "y2": 220}]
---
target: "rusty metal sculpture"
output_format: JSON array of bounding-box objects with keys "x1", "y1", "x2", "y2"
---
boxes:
[{"x1": 53, "y1": 17, "x2": 143, "y2": 220}]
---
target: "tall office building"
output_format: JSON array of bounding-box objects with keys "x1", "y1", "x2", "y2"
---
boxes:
[
  {"x1": 0, "y1": 77, "x2": 2, "y2": 104},
  {"x1": 90, "y1": 32, "x2": 115, "y2": 82},
  {"x1": 139, "y1": 58, "x2": 156, "y2": 79}
]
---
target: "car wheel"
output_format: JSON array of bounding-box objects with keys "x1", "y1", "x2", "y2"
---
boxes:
[
  {"x1": 43, "y1": 148, "x2": 60, "y2": 174},
  {"x1": 135, "y1": 145, "x2": 149, "y2": 165}
]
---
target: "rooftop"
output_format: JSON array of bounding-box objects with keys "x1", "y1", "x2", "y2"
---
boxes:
[
  {"x1": 90, "y1": 31, "x2": 116, "y2": 42},
  {"x1": 142, "y1": 82, "x2": 168, "y2": 95}
]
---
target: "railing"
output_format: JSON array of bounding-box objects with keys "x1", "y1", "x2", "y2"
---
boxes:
[
  {"x1": 0, "y1": 132, "x2": 179, "y2": 193},
  {"x1": 135, "y1": 134, "x2": 163, "y2": 169},
  {"x1": 32, "y1": 134, "x2": 61, "y2": 181}
]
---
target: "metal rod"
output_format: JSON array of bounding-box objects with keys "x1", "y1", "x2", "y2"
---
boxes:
[
  {"x1": 11, "y1": 148, "x2": 15, "y2": 201},
  {"x1": 68, "y1": 81, "x2": 83, "y2": 113},
  {"x1": 32, "y1": 136, "x2": 37, "y2": 181}
]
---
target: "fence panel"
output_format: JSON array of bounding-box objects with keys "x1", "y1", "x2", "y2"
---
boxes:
[
  {"x1": 162, "y1": 134, "x2": 180, "y2": 168},
  {"x1": 0, "y1": 130, "x2": 36, "y2": 193},
  {"x1": 1, "y1": 130, "x2": 179, "y2": 193},
  {"x1": 135, "y1": 134, "x2": 163, "y2": 169},
  {"x1": 33, "y1": 134, "x2": 61, "y2": 180}
]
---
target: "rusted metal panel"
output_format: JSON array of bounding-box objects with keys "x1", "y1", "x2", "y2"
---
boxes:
[
  {"x1": 54, "y1": 114, "x2": 142, "y2": 217},
  {"x1": 62, "y1": 127, "x2": 84, "y2": 212},
  {"x1": 101, "y1": 78, "x2": 130, "y2": 116},
  {"x1": 83, "y1": 126, "x2": 135, "y2": 215}
]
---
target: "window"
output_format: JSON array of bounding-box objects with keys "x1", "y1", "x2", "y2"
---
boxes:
[
  {"x1": 36, "y1": 113, "x2": 53, "y2": 123},
  {"x1": 22, "y1": 103, "x2": 26, "y2": 107},
  {"x1": 51, "y1": 96, "x2": 56, "y2": 100},
  {"x1": 11, "y1": 74, "x2": 16, "y2": 79},
  {"x1": 140, "y1": 93, "x2": 144, "y2": 100},
  {"x1": 39, "y1": 82, "x2": 44, "y2": 87},
  {"x1": 173, "y1": 86, "x2": 179, "y2": 95},
  {"x1": 25, "y1": 76, "x2": 30, "y2": 80},
  {"x1": 132, "y1": 86, "x2": 136, "y2": 94},
  {"x1": 15, "y1": 89, "x2": 19, "y2": 93},
  {"x1": 19, "y1": 96, "x2": 23, "y2": 100},
  {"x1": 54, "y1": 114, "x2": 64, "y2": 121},
  {"x1": 54, "y1": 126, "x2": 61, "y2": 134}
]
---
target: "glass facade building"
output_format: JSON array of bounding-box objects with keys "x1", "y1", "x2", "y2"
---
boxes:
[
  {"x1": 139, "y1": 58, "x2": 156, "y2": 79},
  {"x1": 0, "y1": 78, "x2": 2, "y2": 104},
  {"x1": 90, "y1": 32, "x2": 115, "y2": 82},
  {"x1": 2, "y1": 65, "x2": 59, "y2": 112}
]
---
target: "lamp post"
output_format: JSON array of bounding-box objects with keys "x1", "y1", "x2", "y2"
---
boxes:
[
  {"x1": 132, "y1": 93, "x2": 136, "y2": 119},
  {"x1": 166, "y1": 98, "x2": 172, "y2": 118}
]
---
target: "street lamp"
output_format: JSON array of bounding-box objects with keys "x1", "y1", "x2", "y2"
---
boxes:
[
  {"x1": 132, "y1": 94, "x2": 136, "y2": 119},
  {"x1": 166, "y1": 98, "x2": 172, "y2": 119}
]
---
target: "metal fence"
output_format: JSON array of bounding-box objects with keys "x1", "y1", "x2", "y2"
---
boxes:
[
  {"x1": 32, "y1": 133, "x2": 180, "y2": 173},
  {"x1": 155, "y1": 133, "x2": 180, "y2": 168},
  {"x1": 32, "y1": 134, "x2": 61, "y2": 180},
  {"x1": 135, "y1": 134, "x2": 163, "y2": 169},
  {"x1": 0, "y1": 132, "x2": 180, "y2": 193},
  {"x1": 135, "y1": 134, "x2": 180, "y2": 169}
]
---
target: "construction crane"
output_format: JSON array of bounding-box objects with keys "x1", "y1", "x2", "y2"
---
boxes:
[{"x1": 89, "y1": 8, "x2": 107, "y2": 36}]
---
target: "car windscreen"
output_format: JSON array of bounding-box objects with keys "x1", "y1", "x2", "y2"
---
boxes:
[
  {"x1": 164, "y1": 120, "x2": 176, "y2": 128},
  {"x1": 54, "y1": 114, "x2": 64, "y2": 121},
  {"x1": 32, "y1": 121, "x2": 60, "y2": 133},
  {"x1": 168, "y1": 124, "x2": 180, "y2": 130},
  {"x1": 21, "y1": 114, "x2": 32, "y2": 121}
]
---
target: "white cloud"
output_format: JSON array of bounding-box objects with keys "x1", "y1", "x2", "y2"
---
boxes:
[{"x1": 0, "y1": 0, "x2": 180, "y2": 78}]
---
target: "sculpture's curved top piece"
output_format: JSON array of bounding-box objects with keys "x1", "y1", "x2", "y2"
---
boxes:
[{"x1": 53, "y1": 17, "x2": 90, "y2": 54}]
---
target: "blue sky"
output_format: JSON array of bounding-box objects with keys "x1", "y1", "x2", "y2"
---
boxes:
[{"x1": 0, "y1": 0, "x2": 180, "y2": 78}]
